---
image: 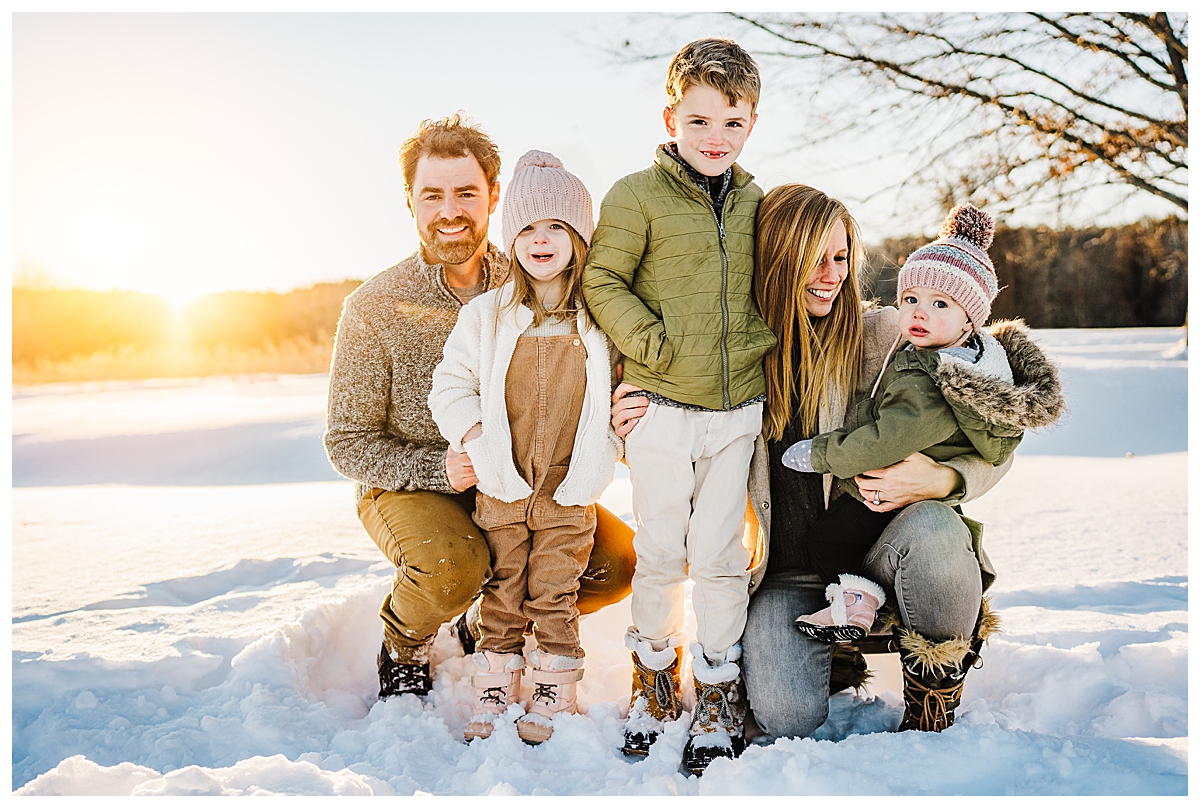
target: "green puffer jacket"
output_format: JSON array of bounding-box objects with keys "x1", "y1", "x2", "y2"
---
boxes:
[
  {"x1": 581, "y1": 147, "x2": 777, "y2": 410},
  {"x1": 812, "y1": 320, "x2": 1066, "y2": 503}
]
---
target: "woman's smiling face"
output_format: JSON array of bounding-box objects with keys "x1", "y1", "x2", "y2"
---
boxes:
[{"x1": 803, "y1": 218, "x2": 848, "y2": 318}]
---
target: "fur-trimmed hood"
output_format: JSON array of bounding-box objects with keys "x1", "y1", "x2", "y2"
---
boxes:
[{"x1": 936, "y1": 319, "x2": 1066, "y2": 431}]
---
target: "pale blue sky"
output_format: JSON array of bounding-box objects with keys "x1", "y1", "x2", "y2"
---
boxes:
[{"x1": 12, "y1": 12, "x2": 1176, "y2": 300}]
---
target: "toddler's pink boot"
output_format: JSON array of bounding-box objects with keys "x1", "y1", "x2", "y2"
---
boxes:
[
  {"x1": 516, "y1": 650, "x2": 583, "y2": 745},
  {"x1": 464, "y1": 651, "x2": 524, "y2": 741},
  {"x1": 795, "y1": 574, "x2": 886, "y2": 643}
]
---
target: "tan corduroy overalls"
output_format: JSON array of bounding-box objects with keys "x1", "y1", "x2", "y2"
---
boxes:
[{"x1": 472, "y1": 327, "x2": 597, "y2": 659}]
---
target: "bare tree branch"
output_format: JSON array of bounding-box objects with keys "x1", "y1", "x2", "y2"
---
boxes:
[{"x1": 723, "y1": 12, "x2": 1188, "y2": 214}]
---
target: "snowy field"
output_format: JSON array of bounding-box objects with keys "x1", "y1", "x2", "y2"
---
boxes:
[{"x1": 11, "y1": 327, "x2": 1188, "y2": 795}]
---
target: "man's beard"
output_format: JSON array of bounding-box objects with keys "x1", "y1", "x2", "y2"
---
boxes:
[{"x1": 423, "y1": 216, "x2": 486, "y2": 266}]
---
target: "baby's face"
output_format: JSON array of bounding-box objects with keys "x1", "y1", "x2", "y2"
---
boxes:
[{"x1": 898, "y1": 287, "x2": 971, "y2": 349}]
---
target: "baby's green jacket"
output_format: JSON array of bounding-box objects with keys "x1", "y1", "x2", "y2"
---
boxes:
[
  {"x1": 811, "y1": 321, "x2": 1065, "y2": 503},
  {"x1": 581, "y1": 147, "x2": 777, "y2": 411}
]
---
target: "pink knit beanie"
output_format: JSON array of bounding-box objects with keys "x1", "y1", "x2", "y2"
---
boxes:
[
  {"x1": 501, "y1": 150, "x2": 595, "y2": 255},
  {"x1": 897, "y1": 204, "x2": 999, "y2": 329}
]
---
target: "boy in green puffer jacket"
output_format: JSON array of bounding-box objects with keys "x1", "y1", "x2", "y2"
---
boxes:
[{"x1": 581, "y1": 37, "x2": 777, "y2": 773}]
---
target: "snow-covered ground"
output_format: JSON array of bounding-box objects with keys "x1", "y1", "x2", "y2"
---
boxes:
[{"x1": 11, "y1": 327, "x2": 1188, "y2": 795}]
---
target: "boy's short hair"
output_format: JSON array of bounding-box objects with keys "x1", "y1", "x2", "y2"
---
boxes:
[
  {"x1": 399, "y1": 113, "x2": 501, "y2": 197},
  {"x1": 666, "y1": 38, "x2": 761, "y2": 111}
]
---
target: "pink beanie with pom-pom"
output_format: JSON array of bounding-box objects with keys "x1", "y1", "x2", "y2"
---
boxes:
[
  {"x1": 501, "y1": 150, "x2": 595, "y2": 255},
  {"x1": 897, "y1": 204, "x2": 999, "y2": 329}
]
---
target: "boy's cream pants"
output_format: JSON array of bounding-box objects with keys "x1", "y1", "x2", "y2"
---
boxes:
[{"x1": 624, "y1": 400, "x2": 762, "y2": 660}]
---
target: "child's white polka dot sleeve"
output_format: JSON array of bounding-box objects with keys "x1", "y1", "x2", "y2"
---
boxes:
[{"x1": 781, "y1": 439, "x2": 815, "y2": 473}]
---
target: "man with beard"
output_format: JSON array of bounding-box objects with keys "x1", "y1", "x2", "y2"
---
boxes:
[{"x1": 325, "y1": 115, "x2": 636, "y2": 699}]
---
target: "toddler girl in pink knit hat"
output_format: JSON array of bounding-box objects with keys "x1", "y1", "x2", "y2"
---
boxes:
[
  {"x1": 781, "y1": 204, "x2": 1063, "y2": 643},
  {"x1": 429, "y1": 151, "x2": 621, "y2": 744}
]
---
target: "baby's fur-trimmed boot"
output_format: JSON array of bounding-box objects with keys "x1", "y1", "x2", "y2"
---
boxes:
[
  {"x1": 682, "y1": 642, "x2": 746, "y2": 775},
  {"x1": 622, "y1": 632, "x2": 683, "y2": 756},
  {"x1": 516, "y1": 650, "x2": 583, "y2": 745},
  {"x1": 464, "y1": 651, "x2": 524, "y2": 741},
  {"x1": 795, "y1": 574, "x2": 887, "y2": 643}
]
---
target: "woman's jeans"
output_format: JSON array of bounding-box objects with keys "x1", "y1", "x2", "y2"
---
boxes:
[{"x1": 742, "y1": 500, "x2": 983, "y2": 739}]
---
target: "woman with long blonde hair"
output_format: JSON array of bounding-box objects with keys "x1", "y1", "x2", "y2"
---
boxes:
[
  {"x1": 739, "y1": 185, "x2": 1011, "y2": 738},
  {"x1": 755, "y1": 184, "x2": 865, "y2": 445}
]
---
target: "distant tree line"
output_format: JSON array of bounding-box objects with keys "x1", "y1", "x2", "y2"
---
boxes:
[
  {"x1": 183, "y1": 282, "x2": 361, "y2": 352},
  {"x1": 11, "y1": 217, "x2": 1188, "y2": 379},
  {"x1": 12, "y1": 288, "x2": 173, "y2": 365},
  {"x1": 12, "y1": 280, "x2": 361, "y2": 368},
  {"x1": 863, "y1": 217, "x2": 1188, "y2": 328}
]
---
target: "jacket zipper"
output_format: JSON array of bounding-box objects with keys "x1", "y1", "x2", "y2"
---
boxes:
[
  {"x1": 712, "y1": 189, "x2": 731, "y2": 410},
  {"x1": 669, "y1": 155, "x2": 738, "y2": 410}
]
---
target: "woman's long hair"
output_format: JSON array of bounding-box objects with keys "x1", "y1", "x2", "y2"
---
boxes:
[
  {"x1": 504, "y1": 222, "x2": 589, "y2": 327},
  {"x1": 755, "y1": 184, "x2": 865, "y2": 442}
]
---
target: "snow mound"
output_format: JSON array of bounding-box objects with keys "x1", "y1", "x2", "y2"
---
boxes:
[
  {"x1": 13, "y1": 457, "x2": 1187, "y2": 794},
  {"x1": 11, "y1": 328, "x2": 1188, "y2": 794}
]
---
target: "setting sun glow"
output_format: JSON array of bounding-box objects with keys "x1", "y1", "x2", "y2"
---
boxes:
[{"x1": 60, "y1": 193, "x2": 211, "y2": 306}]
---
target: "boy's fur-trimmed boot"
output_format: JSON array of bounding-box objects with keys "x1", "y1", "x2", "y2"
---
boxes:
[
  {"x1": 464, "y1": 651, "x2": 524, "y2": 741},
  {"x1": 795, "y1": 574, "x2": 886, "y2": 643},
  {"x1": 516, "y1": 650, "x2": 584, "y2": 745},
  {"x1": 896, "y1": 598, "x2": 1000, "y2": 732},
  {"x1": 377, "y1": 640, "x2": 432, "y2": 699},
  {"x1": 682, "y1": 642, "x2": 746, "y2": 775},
  {"x1": 622, "y1": 632, "x2": 683, "y2": 756}
]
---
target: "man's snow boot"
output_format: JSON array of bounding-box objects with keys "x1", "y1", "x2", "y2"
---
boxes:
[
  {"x1": 795, "y1": 574, "x2": 886, "y2": 643},
  {"x1": 896, "y1": 598, "x2": 999, "y2": 732},
  {"x1": 454, "y1": 599, "x2": 481, "y2": 656},
  {"x1": 516, "y1": 650, "x2": 584, "y2": 745},
  {"x1": 464, "y1": 651, "x2": 524, "y2": 741},
  {"x1": 622, "y1": 632, "x2": 683, "y2": 756},
  {"x1": 377, "y1": 641, "x2": 432, "y2": 699},
  {"x1": 681, "y1": 643, "x2": 746, "y2": 774}
]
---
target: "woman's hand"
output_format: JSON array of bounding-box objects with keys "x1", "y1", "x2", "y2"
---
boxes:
[
  {"x1": 611, "y1": 382, "x2": 648, "y2": 439},
  {"x1": 445, "y1": 445, "x2": 478, "y2": 492},
  {"x1": 854, "y1": 452, "x2": 960, "y2": 513}
]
